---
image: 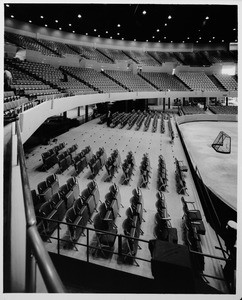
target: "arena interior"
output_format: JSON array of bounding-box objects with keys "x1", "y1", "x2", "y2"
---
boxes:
[{"x1": 3, "y1": 2, "x2": 240, "y2": 296}]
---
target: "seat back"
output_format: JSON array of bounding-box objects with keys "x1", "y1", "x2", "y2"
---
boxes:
[{"x1": 37, "y1": 181, "x2": 48, "y2": 194}]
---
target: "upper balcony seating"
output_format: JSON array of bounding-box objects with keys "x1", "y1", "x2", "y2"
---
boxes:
[
  {"x1": 213, "y1": 74, "x2": 237, "y2": 91},
  {"x1": 97, "y1": 48, "x2": 129, "y2": 61},
  {"x1": 139, "y1": 72, "x2": 188, "y2": 91},
  {"x1": 176, "y1": 72, "x2": 219, "y2": 91},
  {"x1": 5, "y1": 32, "x2": 59, "y2": 57},
  {"x1": 202, "y1": 50, "x2": 236, "y2": 64},
  {"x1": 174, "y1": 52, "x2": 210, "y2": 66},
  {"x1": 148, "y1": 51, "x2": 180, "y2": 64},
  {"x1": 209, "y1": 105, "x2": 238, "y2": 115},
  {"x1": 181, "y1": 105, "x2": 205, "y2": 115},
  {"x1": 123, "y1": 50, "x2": 161, "y2": 66},
  {"x1": 105, "y1": 70, "x2": 156, "y2": 92}
]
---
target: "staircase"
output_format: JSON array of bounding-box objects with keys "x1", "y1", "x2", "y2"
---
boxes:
[
  {"x1": 207, "y1": 75, "x2": 227, "y2": 91},
  {"x1": 137, "y1": 73, "x2": 159, "y2": 90}
]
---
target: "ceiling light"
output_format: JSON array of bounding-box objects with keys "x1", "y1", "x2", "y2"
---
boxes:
[
  {"x1": 134, "y1": 39, "x2": 136, "y2": 41},
  {"x1": 171, "y1": 41, "x2": 173, "y2": 43},
  {"x1": 55, "y1": 20, "x2": 58, "y2": 23},
  {"x1": 168, "y1": 15, "x2": 172, "y2": 19},
  {"x1": 10, "y1": 15, "x2": 14, "y2": 18},
  {"x1": 59, "y1": 27, "x2": 62, "y2": 30},
  {"x1": 29, "y1": 20, "x2": 32, "y2": 23},
  {"x1": 213, "y1": 36, "x2": 215, "y2": 39},
  {"x1": 78, "y1": 14, "x2": 82, "y2": 18},
  {"x1": 69, "y1": 24, "x2": 72, "y2": 26},
  {"x1": 45, "y1": 24, "x2": 47, "y2": 27},
  {"x1": 122, "y1": 38, "x2": 124, "y2": 40},
  {"x1": 199, "y1": 37, "x2": 201, "y2": 39},
  {"x1": 205, "y1": 16, "x2": 209, "y2": 20},
  {"x1": 146, "y1": 40, "x2": 148, "y2": 42},
  {"x1": 152, "y1": 36, "x2": 155, "y2": 39},
  {"x1": 110, "y1": 37, "x2": 112, "y2": 39},
  {"x1": 94, "y1": 29, "x2": 97, "y2": 32},
  {"x1": 182, "y1": 41, "x2": 185, "y2": 43},
  {"x1": 157, "y1": 29, "x2": 160, "y2": 32},
  {"x1": 142, "y1": 10, "x2": 146, "y2": 15},
  {"x1": 233, "y1": 28, "x2": 236, "y2": 31},
  {"x1": 164, "y1": 37, "x2": 166, "y2": 39},
  {"x1": 40, "y1": 16, "x2": 44, "y2": 19},
  {"x1": 98, "y1": 35, "x2": 100, "y2": 37},
  {"x1": 158, "y1": 40, "x2": 161, "y2": 43},
  {"x1": 196, "y1": 41, "x2": 198, "y2": 43},
  {"x1": 117, "y1": 24, "x2": 121, "y2": 27},
  {"x1": 235, "y1": 39, "x2": 237, "y2": 42},
  {"x1": 106, "y1": 31, "x2": 108, "y2": 34},
  {"x1": 6, "y1": 4, "x2": 9, "y2": 7},
  {"x1": 73, "y1": 31, "x2": 75, "y2": 33},
  {"x1": 187, "y1": 37, "x2": 190, "y2": 39},
  {"x1": 222, "y1": 39, "x2": 224, "y2": 42},
  {"x1": 209, "y1": 40, "x2": 211, "y2": 42},
  {"x1": 86, "y1": 33, "x2": 88, "y2": 35},
  {"x1": 164, "y1": 23, "x2": 167, "y2": 26},
  {"x1": 117, "y1": 33, "x2": 120, "y2": 35}
]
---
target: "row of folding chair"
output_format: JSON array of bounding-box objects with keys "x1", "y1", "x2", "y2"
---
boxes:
[
  {"x1": 73, "y1": 145, "x2": 93, "y2": 176},
  {"x1": 57, "y1": 144, "x2": 78, "y2": 173},
  {"x1": 154, "y1": 191, "x2": 178, "y2": 244},
  {"x1": 127, "y1": 112, "x2": 139, "y2": 129},
  {"x1": 139, "y1": 153, "x2": 151, "y2": 189},
  {"x1": 119, "y1": 112, "x2": 133, "y2": 129},
  {"x1": 121, "y1": 151, "x2": 135, "y2": 185},
  {"x1": 105, "y1": 149, "x2": 121, "y2": 182},
  {"x1": 135, "y1": 113, "x2": 146, "y2": 130},
  {"x1": 168, "y1": 116, "x2": 174, "y2": 143},
  {"x1": 41, "y1": 142, "x2": 66, "y2": 170},
  {"x1": 160, "y1": 113, "x2": 165, "y2": 133},
  {"x1": 110, "y1": 112, "x2": 125, "y2": 127},
  {"x1": 65, "y1": 180, "x2": 100, "y2": 243},
  {"x1": 89, "y1": 147, "x2": 107, "y2": 179},
  {"x1": 175, "y1": 158, "x2": 189, "y2": 195},
  {"x1": 157, "y1": 155, "x2": 168, "y2": 192},
  {"x1": 152, "y1": 113, "x2": 158, "y2": 132},
  {"x1": 143, "y1": 114, "x2": 152, "y2": 131}
]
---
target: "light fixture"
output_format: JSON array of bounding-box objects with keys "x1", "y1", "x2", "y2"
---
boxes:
[
  {"x1": 209, "y1": 40, "x2": 211, "y2": 42},
  {"x1": 164, "y1": 23, "x2": 167, "y2": 26},
  {"x1": 222, "y1": 39, "x2": 224, "y2": 42},
  {"x1": 158, "y1": 40, "x2": 161, "y2": 43},
  {"x1": 235, "y1": 39, "x2": 237, "y2": 42},
  {"x1": 182, "y1": 41, "x2": 185, "y2": 43},
  {"x1": 164, "y1": 37, "x2": 166, "y2": 39},
  {"x1": 187, "y1": 37, "x2": 190, "y2": 39},
  {"x1": 40, "y1": 15, "x2": 44, "y2": 19},
  {"x1": 73, "y1": 31, "x2": 75, "y2": 33},
  {"x1": 168, "y1": 15, "x2": 172, "y2": 19},
  {"x1": 6, "y1": 4, "x2": 9, "y2": 7},
  {"x1": 86, "y1": 33, "x2": 88, "y2": 35},
  {"x1": 94, "y1": 29, "x2": 97, "y2": 32},
  {"x1": 29, "y1": 20, "x2": 32, "y2": 23},
  {"x1": 171, "y1": 41, "x2": 173, "y2": 43},
  {"x1": 142, "y1": 10, "x2": 146, "y2": 15},
  {"x1": 205, "y1": 16, "x2": 209, "y2": 20},
  {"x1": 213, "y1": 36, "x2": 215, "y2": 39},
  {"x1": 117, "y1": 24, "x2": 121, "y2": 27},
  {"x1": 78, "y1": 14, "x2": 82, "y2": 18},
  {"x1": 117, "y1": 33, "x2": 120, "y2": 35},
  {"x1": 152, "y1": 36, "x2": 155, "y2": 39},
  {"x1": 45, "y1": 24, "x2": 47, "y2": 27},
  {"x1": 199, "y1": 37, "x2": 201, "y2": 39},
  {"x1": 122, "y1": 38, "x2": 124, "y2": 40},
  {"x1": 55, "y1": 20, "x2": 58, "y2": 23},
  {"x1": 157, "y1": 29, "x2": 160, "y2": 32},
  {"x1": 146, "y1": 40, "x2": 148, "y2": 42},
  {"x1": 233, "y1": 28, "x2": 236, "y2": 31},
  {"x1": 110, "y1": 37, "x2": 112, "y2": 39},
  {"x1": 69, "y1": 24, "x2": 72, "y2": 27},
  {"x1": 59, "y1": 27, "x2": 62, "y2": 30},
  {"x1": 10, "y1": 15, "x2": 14, "y2": 18},
  {"x1": 106, "y1": 31, "x2": 108, "y2": 34},
  {"x1": 196, "y1": 41, "x2": 198, "y2": 43}
]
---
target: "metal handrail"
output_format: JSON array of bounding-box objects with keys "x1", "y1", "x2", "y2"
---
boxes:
[{"x1": 16, "y1": 121, "x2": 65, "y2": 293}]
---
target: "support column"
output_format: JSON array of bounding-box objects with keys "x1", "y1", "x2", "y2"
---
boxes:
[
  {"x1": 215, "y1": 97, "x2": 218, "y2": 106},
  {"x1": 163, "y1": 98, "x2": 166, "y2": 112},
  {"x1": 183, "y1": 98, "x2": 186, "y2": 106},
  {"x1": 226, "y1": 97, "x2": 229, "y2": 106},
  {"x1": 204, "y1": 97, "x2": 209, "y2": 110},
  {"x1": 63, "y1": 111, "x2": 67, "y2": 118},
  {"x1": 168, "y1": 97, "x2": 171, "y2": 109},
  {"x1": 77, "y1": 106, "x2": 81, "y2": 117},
  {"x1": 85, "y1": 105, "x2": 88, "y2": 123}
]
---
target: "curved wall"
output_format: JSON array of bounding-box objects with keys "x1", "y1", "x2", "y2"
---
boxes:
[{"x1": 176, "y1": 114, "x2": 238, "y2": 125}]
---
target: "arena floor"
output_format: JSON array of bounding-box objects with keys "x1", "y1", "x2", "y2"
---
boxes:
[{"x1": 179, "y1": 121, "x2": 238, "y2": 210}]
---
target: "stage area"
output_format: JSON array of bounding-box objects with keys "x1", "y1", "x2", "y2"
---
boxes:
[{"x1": 179, "y1": 121, "x2": 237, "y2": 210}]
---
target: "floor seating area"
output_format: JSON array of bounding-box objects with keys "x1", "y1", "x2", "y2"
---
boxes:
[
  {"x1": 140, "y1": 72, "x2": 188, "y2": 91},
  {"x1": 72, "y1": 146, "x2": 93, "y2": 176},
  {"x1": 160, "y1": 113, "x2": 165, "y2": 133},
  {"x1": 176, "y1": 72, "x2": 220, "y2": 91},
  {"x1": 168, "y1": 115, "x2": 175, "y2": 143},
  {"x1": 56, "y1": 144, "x2": 79, "y2": 174},
  {"x1": 181, "y1": 105, "x2": 206, "y2": 115},
  {"x1": 88, "y1": 147, "x2": 108, "y2": 179},
  {"x1": 135, "y1": 112, "x2": 146, "y2": 130},
  {"x1": 175, "y1": 158, "x2": 188, "y2": 195},
  {"x1": 209, "y1": 106, "x2": 238, "y2": 114},
  {"x1": 41, "y1": 142, "x2": 66, "y2": 170},
  {"x1": 157, "y1": 155, "x2": 168, "y2": 192},
  {"x1": 105, "y1": 149, "x2": 121, "y2": 182}
]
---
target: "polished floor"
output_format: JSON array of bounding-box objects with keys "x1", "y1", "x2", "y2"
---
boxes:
[{"x1": 25, "y1": 112, "x2": 229, "y2": 293}]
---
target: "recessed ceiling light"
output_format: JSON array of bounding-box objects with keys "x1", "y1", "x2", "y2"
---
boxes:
[
  {"x1": 69, "y1": 24, "x2": 72, "y2": 27},
  {"x1": 168, "y1": 15, "x2": 172, "y2": 19},
  {"x1": 122, "y1": 38, "x2": 124, "y2": 40},
  {"x1": 164, "y1": 37, "x2": 166, "y2": 39},
  {"x1": 106, "y1": 31, "x2": 108, "y2": 34},
  {"x1": 142, "y1": 10, "x2": 146, "y2": 15},
  {"x1": 45, "y1": 24, "x2": 47, "y2": 27},
  {"x1": 78, "y1": 14, "x2": 82, "y2": 18},
  {"x1": 86, "y1": 33, "x2": 88, "y2": 35},
  {"x1": 199, "y1": 37, "x2": 201, "y2": 39},
  {"x1": 117, "y1": 33, "x2": 120, "y2": 36},
  {"x1": 29, "y1": 20, "x2": 32, "y2": 23},
  {"x1": 209, "y1": 40, "x2": 211, "y2": 42},
  {"x1": 171, "y1": 41, "x2": 173, "y2": 43},
  {"x1": 222, "y1": 39, "x2": 224, "y2": 42},
  {"x1": 146, "y1": 40, "x2": 148, "y2": 42},
  {"x1": 98, "y1": 35, "x2": 100, "y2": 37},
  {"x1": 110, "y1": 37, "x2": 112, "y2": 39},
  {"x1": 59, "y1": 27, "x2": 62, "y2": 30},
  {"x1": 182, "y1": 41, "x2": 185, "y2": 43},
  {"x1": 235, "y1": 39, "x2": 237, "y2": 42},
  {"x1": 40, "y1": 16, "x2": 44, "y2": 19},
  {"x1": 233, "y1": 28, "x2": 236, "y2": 31},
  {"x1": 10, "y1": 15, "x2": 14, "y2": 18},
  {"x1": 134, "y1": 39, "x2": 136, "y2": 41},
  {"x1": 55, "y1": 20, "x2": 58, "y2": 23},
  {"x1": 73, "y1": 31, "x2": 75, "y2": 33},
  {"x1": 213, "y1": 36, "x2": 215, "y2": 39},
  {"x1": 157, "y1": 29, "x2": 160, "y2": 32},
  {"x1": 6, "y1": 4, "x2": 9, "y2": 7},
  {"x1": 152, "y1": 36, "x2": 155, "y2": 39},
  {"x1": 205, "y1": 16, "x2": 209, "y2": 20},
  {"x1": 164, "y1": 23, "x2": 167, "y2": 26},
  {"x1": 187, "y1": 37, "x2": 190, "y2": 40},
  {"x1": 94, "y1": 29, "x2": 97, "y2": 32},
  {"x1": 196, "y1": 41, "x2": 198, "y2": 43},
  {"x1": 117, "y1": 24, "x2": 121, "y2": 27},
  {"x1": 158, "y1": 40, "x2": 161, "y2": 43}
]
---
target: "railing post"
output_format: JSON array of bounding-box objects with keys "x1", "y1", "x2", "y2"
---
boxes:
[
  {"x1": 25, "y1": 236, "x2": 36, "y2": 293},
  {"x1": 57, "y1": 221, "x2": 60, "y2": 255},
  {"x1": 87, "y1": 228, "x2": 89, "y2": 263},
  {"x1": 118, "y1": 235, "x2": 122, "y2": 257}
]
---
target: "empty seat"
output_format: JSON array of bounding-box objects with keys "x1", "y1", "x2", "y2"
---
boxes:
[
  {"x1": 37, "y1": 181, "x2": 52, "y2": 202},
  {"x1": 46, "y1": 174, "x2": 59, "y2": 195}
]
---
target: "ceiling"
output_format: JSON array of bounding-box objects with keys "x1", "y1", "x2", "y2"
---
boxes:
[{"x1": 4, "y1": 3, "x2": 238, "y2": 44}]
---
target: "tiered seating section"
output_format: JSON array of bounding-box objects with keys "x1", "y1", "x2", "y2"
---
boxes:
[
  {"x1": 175, "y1": 158, "x2": 188, "y2": 195},
  {"x1": 181, "y1": 106, "x2": 205, "y2": 115},
  {"x1": 123, "y1": 50, "x2": 160, "y2": 66},
  {"x1": 140, "y1": 72, "x2": 188, "y2": 91},
  {"x1": 209, "y1": 106, "x2": 238, "y2": 115},
  {"x1": 213, "y1": 74, "x2": 237, "y2": 91},
  {"x1": 176, "y1": 72, "x2": 219, "y2": 91}
]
